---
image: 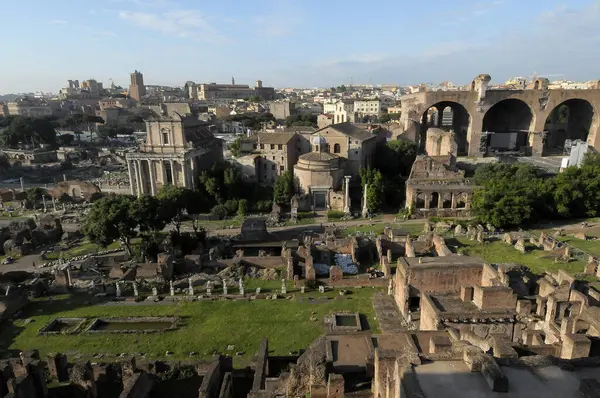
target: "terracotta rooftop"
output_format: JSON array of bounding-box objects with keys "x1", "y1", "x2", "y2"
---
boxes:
[
  {"x1": 314, "y1": 122, "x2": 377, "y2": 141},
  {"x1": 244, "y1": 132, "x2": 296, "y2": 145}
]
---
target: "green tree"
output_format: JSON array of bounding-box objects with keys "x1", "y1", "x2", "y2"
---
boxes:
[
  {"x1": 552, "y1": 163, "x2": 600, "y2": 218},
  {"x1": 336, "y1": 85, "x2": 347, "y2": 92},
  {"x1": 185, "y1": 189, "x2": 211, "y2": 233},
  {"x1": 81, "y1": 195, "x2": 138, "y2": 255},
  {"x1": 285, "y1": 114, "x2": 318, "y2": 128},
  {"x1": 133, "y1": 195, "x2": 170, "y2": 234},
  {"x1": 374, "y1": 140, "x2": 417, "y2": 178},
  {"x1": 237, "y1": 199, "x2": 248, "y2": 217},
  {"x1": 156, "y1": 185, "x2": 191, "y2": 235},
  {"x1": 273, "y1": 171, "x2": 295, "y2": 206},
  {"x1": 378, "y1": 113, "x2": 401, "y2": 123},
  {"x1": 360, "y1": 168, "x2": 384, "y2": 212},
  {"x1": 471, "y1": 163, "x2": 552, "y2": 228},
  {"x1": 0, "y1": 116, "x2": 58, "y2": 148},
  {"x1": 24, "y1": 187, "x2": 44, "y2": 208},
  {"x1": 229, "y1": 136, "x2": 242, "y2": 157}
]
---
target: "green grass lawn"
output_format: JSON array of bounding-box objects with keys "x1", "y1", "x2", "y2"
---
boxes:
[
  {"x1": 1, "y1": 288, "x2": 380, "y2": 365},
  {"x1": 450, "y1": 237, "x2": 586, "y2": 276},
  {"x1": 339, "y1": 222, "x2": 424, "y2": 237},
  {"x1": 45, "y1": 241, "x2": 122, "y2": 260},
  {"x1": 553, "y1": 236, "x2": 600, "y2": 257}
]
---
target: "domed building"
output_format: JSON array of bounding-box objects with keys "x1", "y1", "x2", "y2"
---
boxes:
[{"x1": 294, "y1": 135, "x2": 348, "y2": 210}]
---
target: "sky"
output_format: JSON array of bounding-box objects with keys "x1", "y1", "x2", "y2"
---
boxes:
[{"x1": 1, "y1": 0, "x2": 600, "y2": 93}]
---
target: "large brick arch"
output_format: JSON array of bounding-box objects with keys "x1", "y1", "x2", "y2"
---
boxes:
[{"x1": 400, "y1": 85, "x2": 600, "y2": 156}]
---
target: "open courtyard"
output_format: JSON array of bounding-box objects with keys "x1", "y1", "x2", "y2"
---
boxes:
[{"x1": 0, "y1": 286, "x2": 380, "y2": 365}]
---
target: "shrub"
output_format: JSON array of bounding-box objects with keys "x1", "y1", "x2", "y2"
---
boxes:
[
  {"x1": 327, "y1": 210, "x2": 345, "y2": 220},
  {"x1": 223, "y1": 199, "x2": 239, "y2": 216},
  {"x1": 305, "y1": 279, "x2": 319, "y2": 290},
  {"x1": 211, "y1": 204, "x2": 228, "y2": 220},
  {"x1": 255, "y1": 200, "x2": 272, "y2": 213},
  {"x1": 297, "y1": 211, "x2": 313, "y2": 220}
]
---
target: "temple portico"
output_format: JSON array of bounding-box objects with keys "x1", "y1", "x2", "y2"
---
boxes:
[{"x1": 125, "y1": 103, "x2": 222, "y2": 196}]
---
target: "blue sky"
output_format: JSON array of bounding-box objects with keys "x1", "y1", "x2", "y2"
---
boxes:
[{"x1": 1, "y1": 0, "x2": 600, "y2": 93}]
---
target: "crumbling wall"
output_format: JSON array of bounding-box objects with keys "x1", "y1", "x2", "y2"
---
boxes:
[{"x1": 285, "y1": 336, "x2": 328, "y2": 397}]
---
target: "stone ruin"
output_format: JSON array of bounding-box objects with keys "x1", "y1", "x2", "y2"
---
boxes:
[
  {"x1": 0, "y1": 350, "x2": 231, "y2": 398},
  {"x1": 0, "y1": 216, "x2": 62, "y2": 256}
]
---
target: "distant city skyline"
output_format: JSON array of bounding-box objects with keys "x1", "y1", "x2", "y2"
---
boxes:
[{"x1": 2, "y1": 0, "x2": 600, "y2": 93}]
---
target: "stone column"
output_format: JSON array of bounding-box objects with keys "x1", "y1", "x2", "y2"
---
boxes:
[
  {"x1": 190, "y1": 157, "x2": 196, "y2": 189},
  {"x1": 169, "y1": 159, "x2": 176, "y2": 186},
  {"x1": 136, "y1": 160, "x2": 144, "y2": 196},
  {"x1": 161, "y1": 161, "x2": 167, "y2": 186},
  {"x1": 424, "y1": 194, "x2": 431, "y2": 210},
  {"x1": 451, "y1": 192, "x2": 457, "y2": 209},
  {"x1": 466, "y1": 113, "x2": 484, "y2": 157},
  {"x1": 343, "y1": 176, "x2": 351, "y2": 214},
  {"x1": 132, "y1": 161, "x2": 140, "y2": 197},
  {"x1": 148, "y1": 159, "x2": 156, "y2": 196},
  {"x1": 127, "y1": 160, "x2": 135, "y2": 195},
  {"x1": 181, "y1": 159, "x2": 188, "y2": 188},
  {"x1": 362, "y1": 184, "x2": 368, "y2": 218}
]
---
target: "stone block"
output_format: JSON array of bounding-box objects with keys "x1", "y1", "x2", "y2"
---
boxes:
[
  {"x1": 429, "y1": 335, "x2": 452, "y2": 354},
  {"x1": 47, "y1": 353, "x2": 69, "y2": 382},
  {"x1": 561, "y1": 334, "x2": 591, "y2": 359},
  {"x1": 516, "y1": 299, "x2": 532, "y2": 316},
  {"x1": 460, "y1": 286, "x2": 474, "y2": 302},
  {"x1": 329, "y1": 265, "x2": 343, "y2": 282},
  {"x1": 327, "y1": 373, "x2": 344, "y2": 398}
]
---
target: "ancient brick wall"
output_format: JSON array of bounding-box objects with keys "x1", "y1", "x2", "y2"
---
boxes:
[
  {"x1": 419, "y1": 294, "x2": 439, "y2": 331},
  {"x1": 473, "y1": 286, "x2": 516, "y2": 310},
  {"x1": 409, "y1": 265, "x2": 483, "y2": 295}
]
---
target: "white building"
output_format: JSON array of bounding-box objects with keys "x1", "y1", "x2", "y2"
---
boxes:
[{"x1": 353, "y1": 100, "x2": 381, "y2": 117}]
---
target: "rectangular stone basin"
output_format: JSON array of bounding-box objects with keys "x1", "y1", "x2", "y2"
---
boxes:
[
  {"x1": 86, "y1": 317, "x2": 179, "y2": 334},
  {"x1": 335, "y1": 315, "x2": 358, "y2": 327},
  {"x1": 39, "y1": 318, "x2": 86, "y2": 335}
]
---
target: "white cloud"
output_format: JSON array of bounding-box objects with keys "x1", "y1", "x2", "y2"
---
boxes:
[
  {"x1": 49, "y1": 19, "x2": 67, "y2": 25},
  {"x1": 118, "y1": 9, "x2": 228, "y2": 43}
]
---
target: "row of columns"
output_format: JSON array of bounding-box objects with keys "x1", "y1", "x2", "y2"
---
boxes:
[
  {"x1": 414, "y1": 191, "x2": 471, "y2": 210},
  {"x1": 127, "y1": 158, "x2": 195, "y2": 197}
]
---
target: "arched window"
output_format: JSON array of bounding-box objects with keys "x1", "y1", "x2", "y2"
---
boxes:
[
  {"x1": 161, "y1": 128, "x2": 170, "y2": 145},
  {"x1": 334, "y1": 143, "x2": 340, "y2": 153}
]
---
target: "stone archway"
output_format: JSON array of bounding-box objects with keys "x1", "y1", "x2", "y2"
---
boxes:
[
  {"x1": 544, "y1": 99, "x2": 595, "y2": 155},
  {"x1": 420, "y1": 101, "x2": 471, "y2": 155},
  {"x1": 430, "y1": 192, "x2": 439, "y2": 209},
  {"x1": 415, "y1": 192, "x2": 426, "y2": 209},
  {"x1": 455, "y1": 192, "x2": 467, "y2": 209},
  {"x1": 482, "y1": 99, "x2": 535, "y2": 154}
]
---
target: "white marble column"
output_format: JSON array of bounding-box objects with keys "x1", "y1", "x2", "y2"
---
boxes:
[
  {"x1": 343, "y1": 175, "x2": 351, "y2": 214},
  {"x1": 132, "y1": 160, "x2": 140, "y2": 197},
  {"x1": 127, "y1": 160, "x2": 135, "y2": 195},
  {"x1": 182, "y1": 159, "x2": 188, "y2": 189},
  {"x1": 190, "y1": 157, "x2": 196, "y2": 189},
  {"x1": 148, "y1": 159, "x2": 156, "y2": 196},
  {"x1": 135, "y1": 160, "x2": 144, "y2": 196},
  {"x1": 169, "y1": 159, "x2": 176, "y2": 186}
]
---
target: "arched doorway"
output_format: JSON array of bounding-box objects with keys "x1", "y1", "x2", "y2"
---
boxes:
[
  {"x1": 543, "y1": 99, "x2": 595, "y2": 155},
  {"x1": 482, "y1": 99, "x2": 534, "y2": 154},
  {"x1": 419, "y1": 101, "x2": 471, "y2": 155},
  {"x1": 430, "y1": 192, "x2": 439, "y2": 209}
]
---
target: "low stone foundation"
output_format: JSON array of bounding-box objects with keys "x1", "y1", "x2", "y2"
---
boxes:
[
  {"x1": 85, "y1": 316, "x2": 180, "y2": 334},
  {"x1": 326, "y1": 312, "x2": 362, "y2": 332},
  {"x1": 39, "y1": 317, "x2": 86, "y2": 335}
]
